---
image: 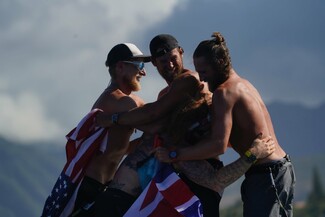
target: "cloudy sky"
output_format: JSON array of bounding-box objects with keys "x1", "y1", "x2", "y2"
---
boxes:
[{"x1": 1, "y1": 0, "x2": 324, "y2": 145}]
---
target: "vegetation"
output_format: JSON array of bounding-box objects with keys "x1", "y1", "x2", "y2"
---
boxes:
[{"x1": 294, "y1": 167, "x2": 325, "y2": 217}]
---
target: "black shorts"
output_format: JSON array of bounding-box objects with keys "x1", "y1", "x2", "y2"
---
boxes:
[
  {"x1": 70, "y1": 176, "x2": 107, "y2": 217},
  {"x1": 242, "y1": 155, "x2": 295, "y2": 217},
  {"x1": 94, "y1": 188, "x2": 136, "y2": 217},
  {"x1": 178, "y1": 173, "x2": 221, "y2": 217}
]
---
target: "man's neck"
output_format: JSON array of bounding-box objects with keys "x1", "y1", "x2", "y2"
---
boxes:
[{"x1": 106, "y1": 82, "x2": 132, "y2": 95}]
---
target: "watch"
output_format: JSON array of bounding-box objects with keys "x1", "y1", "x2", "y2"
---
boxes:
[
  {"x1": 169, "y1": 150, "x2": 178, "y2": 161},
  {"x1": 111, "y1": 113, "x2": 119, "y2": 124},
  {"x1": 244, "y1": 150, "x2": 257, "y2": 164}
]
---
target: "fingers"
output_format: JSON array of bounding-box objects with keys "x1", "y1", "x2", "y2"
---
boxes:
[
  {"x1": 256, "y1": 132, "x2": 263, "y2": 139},
  {"x1": 251, "y1": 134, "x2": 276, "y2": 159},
  {"x1": 264, "y1": 137, "x2": 274, "y2": 145},
  {"x1": 154, "y1": 147, "x2": 164, "y2": 160},
  {"x1": 270, "y1": 143, "x2": 275, "y2": 153},
  {"x1": 267, "y1": 138, "x2": 275, "y2": 155},
  {"x1": 148, "y1": 148, "x2": 156, "y2": 156},
  {"x1": 154, "y1": 147, "x2": 172, "y2": 163}
]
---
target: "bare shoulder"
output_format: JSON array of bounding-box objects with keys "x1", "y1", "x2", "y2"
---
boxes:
[
  {"x1": 211, "y1": 77, "x2": 243, "y2": 109},
  {"x1": 157, "y1": 86, "x2": 169, "y2": 99},
  {"x1": 93, "y1": 89, "x2": 142, "y2": 113},
  {"x1": 214, "y1": 73, "x2": 246, "y2": 98},
  {"x1": 129, "y1": 93, "x2": 145, "y2": 107}
]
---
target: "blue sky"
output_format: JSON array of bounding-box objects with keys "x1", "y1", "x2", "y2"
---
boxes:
[{"x1": 1, "y1": 0, "x2": 324, "y2": 144}]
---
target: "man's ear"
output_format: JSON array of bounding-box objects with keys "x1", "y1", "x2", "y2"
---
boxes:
[
  {"x1": 179, "y1": 47, "x2": 184, "y2": 55},
  {"x1": 115, "y1": 61, "x2": 124, "y2": 73}
]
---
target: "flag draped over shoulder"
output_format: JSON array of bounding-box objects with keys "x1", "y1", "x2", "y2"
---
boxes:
[
  {"x1": 124, "y1": 163, "x2": 203, "y2": 217},
  {"x1": 41, "y1": 109, "x2": 109, "y2": 217}
]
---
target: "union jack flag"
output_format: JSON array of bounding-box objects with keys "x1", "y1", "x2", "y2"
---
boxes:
[
  {"x1": 41, "y1": 109, "x2": 109, "y2": 217},
  {"x1": 124, "y1": 163, "x2": 203, "y2": 217}
]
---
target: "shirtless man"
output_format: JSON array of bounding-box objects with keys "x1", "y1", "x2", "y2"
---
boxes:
[
  {"x1": 95, "y1": 34, "x2": 275, "y2": 217},
  {"x1": 70, "y1": 43, "x2": 150, "y2": 216},
  {"x1": 156, "y1": 32, "x2": 296, "y2": 217},
  {"x1": 95, "y1": 34, "x2": 220, "y2": 217}
]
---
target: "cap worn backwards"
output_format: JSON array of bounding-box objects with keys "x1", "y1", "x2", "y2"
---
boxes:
[
  {"x1": 105, "y1": 43, "x2": 151, "y2": 67},
  {"x1": 149, "y1": 34, "x2": 179, "y2": 58}
]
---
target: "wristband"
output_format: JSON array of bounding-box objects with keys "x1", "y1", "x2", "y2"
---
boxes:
[
  {"x1": 244, "y1": 150, "x2": 257, "y2": 164},
  {"x1": 169, "y1": 150, "x2": 178, "y2": 161},
  {"x1": 111, "y1": 113, "x2": 119, "y2": 125}
]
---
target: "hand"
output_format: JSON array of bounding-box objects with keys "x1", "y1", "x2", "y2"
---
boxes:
[
  {"x1": 249, "y1": 133, "x2": 275, "y2": 159},
  {"x1": 95, "y1": 112, "x2": 113, "y2": 128},
  {"x1": 154, "y1": 147, "x2": 173, "y2": 163}
]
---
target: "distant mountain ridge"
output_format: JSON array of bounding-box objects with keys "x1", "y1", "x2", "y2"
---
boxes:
[
  {"x1": 0, "y1": 101, "x2": 324, "y2": 217},
  {"x1": 267, "y1": 101, "x2": 325, "y2": 156},
  {"x1": 0, "y1": 137, "x2": 65, "y2": 217}
]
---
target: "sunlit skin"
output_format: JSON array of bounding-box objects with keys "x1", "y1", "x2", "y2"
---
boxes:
[
  {"x1": 94, "y1": 47, "x2": 213, "y2": 197},
  {"x1": 192, "y1": 56, "x2": 285, "y2": 163},
  {"x1": 94, "y1": 41, "x2": 276, "y2": 217},
  {"x1": 154, "y1": 55, "x2": 283, "y2": 164},
  {"x1": 86, "y1": 60, "x2": 146, "y2": 184},
  {"x1": 121, "y1": 62, "x2": 146, "y2": 92}
]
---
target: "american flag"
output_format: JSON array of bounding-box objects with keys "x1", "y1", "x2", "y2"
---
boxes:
[
  {"x1": 41, "y1": 109, "x2": 109, "y2": 217},
  {"x1": 124, "y1": 163, "x2": 203, "y2": 217}
]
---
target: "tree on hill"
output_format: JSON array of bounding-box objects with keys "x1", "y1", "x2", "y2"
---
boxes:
[
  {"x1": 295, "y1": 166, "x2": 325, "y2": 217},
  {"x1": 305, "y1": 166, "x2": 325, "y2": 216}
]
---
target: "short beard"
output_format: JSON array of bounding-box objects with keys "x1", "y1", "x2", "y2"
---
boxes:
[
  {"x1": 123, "y1": 77, "x2": 141, "y2": 92},
  {"x1": 161, "y1": 67, "x2": 183, "y2": 83}
]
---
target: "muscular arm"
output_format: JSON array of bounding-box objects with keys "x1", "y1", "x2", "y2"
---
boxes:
[
  {"x1": 97, "y1": 75, "x2": 201, "y2": 127},
  {"x1": 135, "y1": 117, "x2": 169, "y2": 134},
  {"x1": 174, "y1": 135, "x2": 274, "y2": 193},
  {"x1": 175, "y1": 157, "x2": 251, "y2": 193},
  {"x1": 176, "y1": 91, "x2": 233, "y2": 160}
]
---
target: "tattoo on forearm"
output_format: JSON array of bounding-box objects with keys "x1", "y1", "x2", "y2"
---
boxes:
[
  {"x1": 176, "y1": 157, "x2": 251, "y2": 193},
  {"x1": 214, "y1": 157, "x2": 251, "y2": 189},
  {"x1": 175, "y1": 161, "x2": 218, "y2": 191},
  {"x1": 121, "y1": 135, "x2": 154, "y2": 170}
]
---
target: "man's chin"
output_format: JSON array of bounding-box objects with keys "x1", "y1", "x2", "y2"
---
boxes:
[{"x1": 132, "y1": 83, "x2": 141, "y2": 92}]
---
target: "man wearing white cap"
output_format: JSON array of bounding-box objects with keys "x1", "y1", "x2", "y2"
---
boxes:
[{"x1": 70, "y1": 43, "x2": 151, "y2": 217}]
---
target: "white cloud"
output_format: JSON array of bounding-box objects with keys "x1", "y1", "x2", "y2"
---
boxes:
[
  {"x1": 0, "y1": 91, "x2": 63, "y2": 143},
  {"x1": 1, "y1": 0, "x2": 324, "y2": 144},
  {"x1": 0, "y1": 0, "x2": 183, "y2": 143}
]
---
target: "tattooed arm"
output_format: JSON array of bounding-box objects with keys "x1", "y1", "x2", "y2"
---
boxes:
[
  {"x1": 175, "y1": 157, "x2": 251, "y2": 193},
  {"x1": 108, "y1": 133, "x2": 155, "y2": 196},
  {"x1": 174, "y1": 135, "x2": 275, "y2": 193}
]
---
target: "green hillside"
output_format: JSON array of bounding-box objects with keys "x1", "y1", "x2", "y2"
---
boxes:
[
  {"x1": 0, "y1": 138, "x2": 65, "y2": 217},
  {"x1": 0, "y1": 136, "x2": 324, "y2": 217}
]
